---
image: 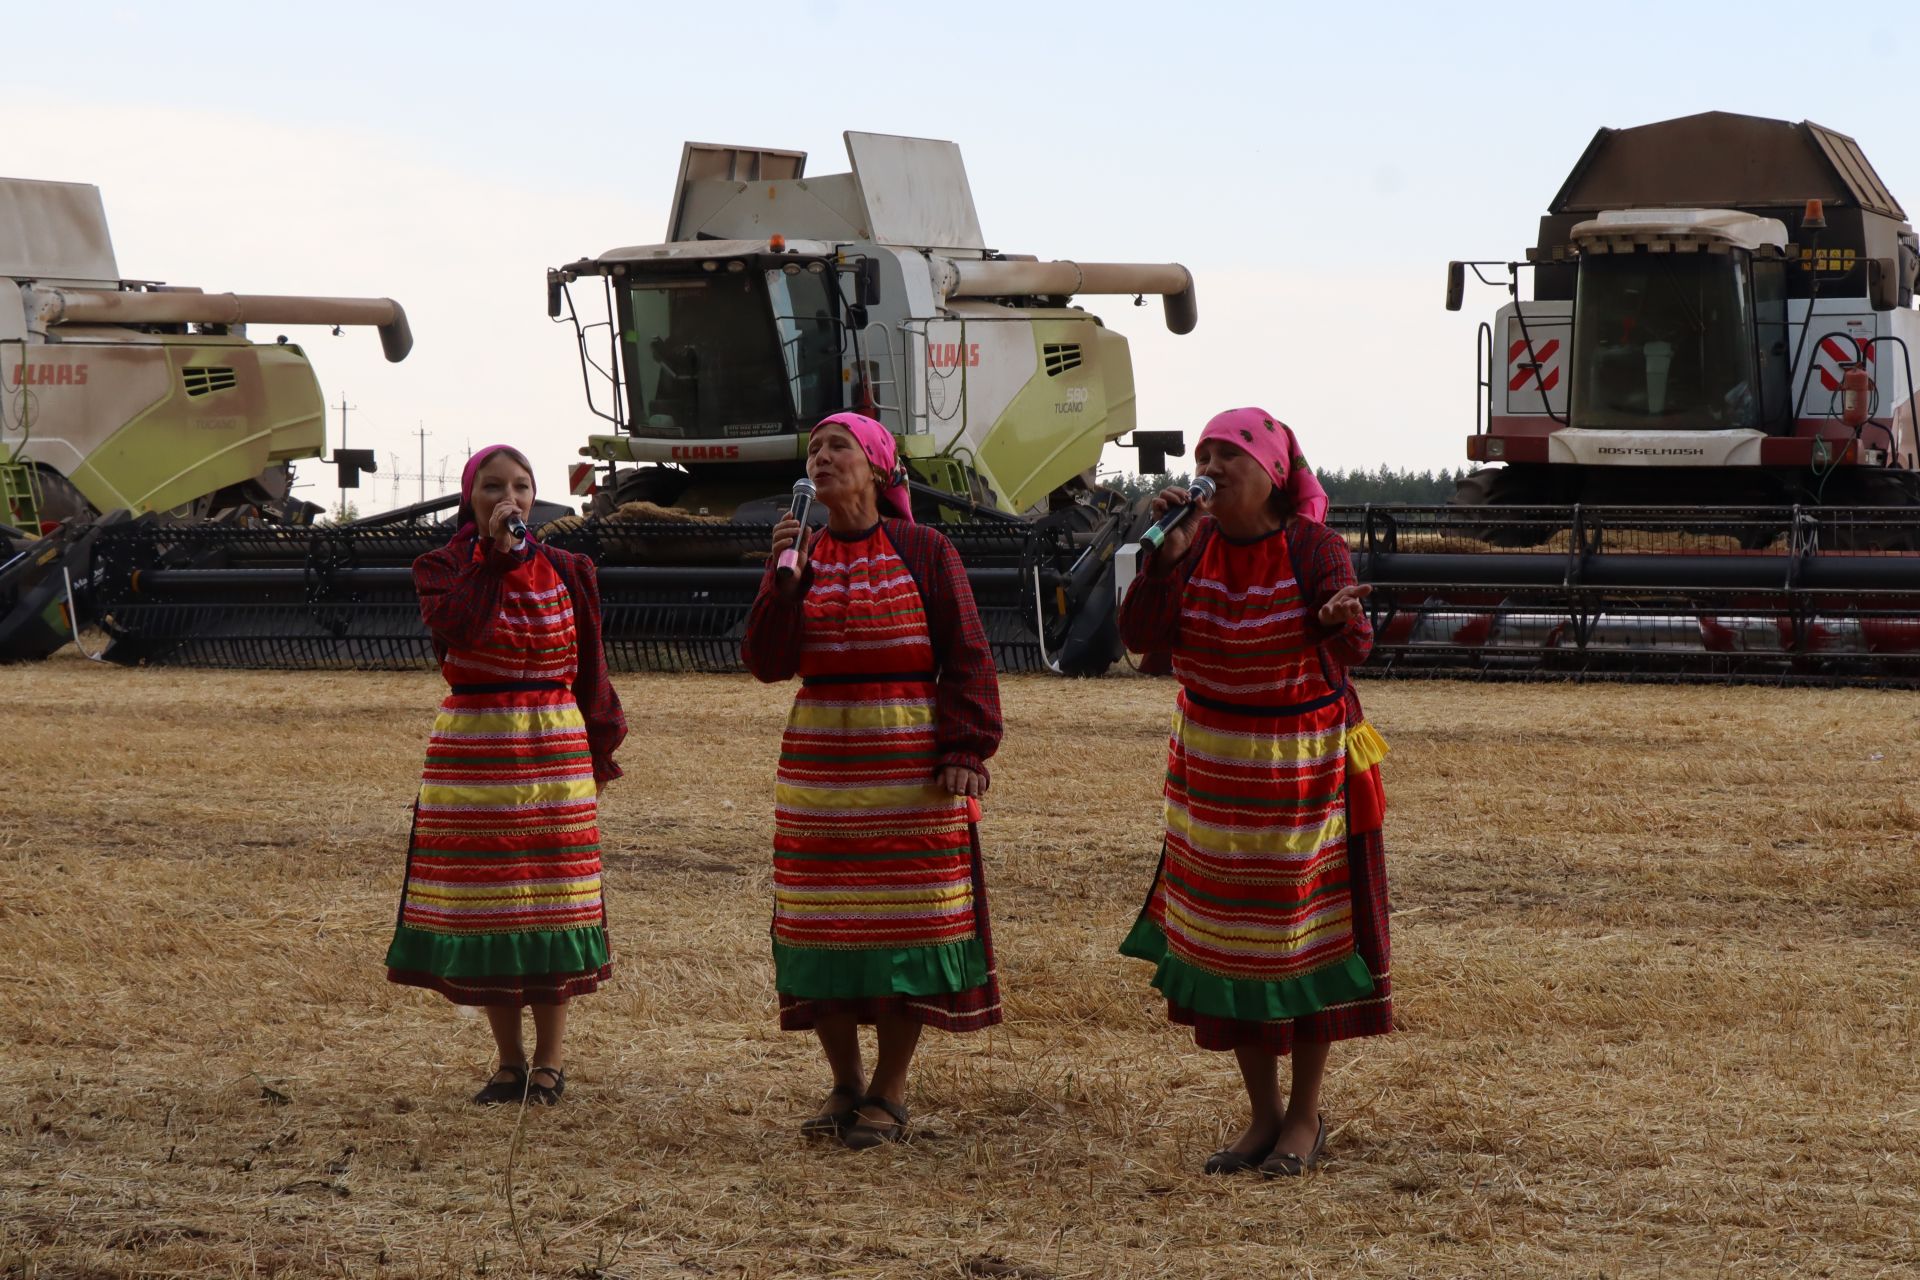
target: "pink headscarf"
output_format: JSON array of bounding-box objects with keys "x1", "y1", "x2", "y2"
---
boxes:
[
  {"x1": 454, "y1": 443, "x2": 535, "y2": 542},
  {"x1": 813, "y1": 412, "x2": 913, "y2": 522},
  {"x1": 1195, "y1": 407, "x2": 1330, "y2": 523}
]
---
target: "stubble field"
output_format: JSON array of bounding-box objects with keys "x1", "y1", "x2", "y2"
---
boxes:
[{"x1": 2, "y1": 655, "x2": 1918, "y2": 1278}]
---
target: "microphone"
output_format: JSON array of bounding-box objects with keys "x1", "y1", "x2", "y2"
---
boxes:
[
  {"x1": 505, "y1": 511, "x2": 530, "y2": 543},
  {"x1": 775, "y1": 478, "x2": 816, "y2": 576},
  {"x1": 1138, "y1": 475, "x2": 1216, "y2": 551}
]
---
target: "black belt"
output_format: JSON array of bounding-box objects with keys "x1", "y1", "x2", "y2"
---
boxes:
[
  {"x1": 801, "y1": 670, "x2": 937, "y2": 687},
  {"x1": 449, "y1": 681, "x2": 570, "y2": 695},
  {"x1": 1182, "y1": 684, "x2": 1348, "y2": 717}
]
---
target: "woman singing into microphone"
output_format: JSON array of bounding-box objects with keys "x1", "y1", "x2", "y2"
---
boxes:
[
  {"x1": 1119, "y1": 408, "x2": 1392, "y2": 1177},
  {"x1": 385, "y1": 445, "x2": 626, "y2": 1107},
  {"x1": 743, "y1": 412, "x2": 1003, "y2": 1149}
]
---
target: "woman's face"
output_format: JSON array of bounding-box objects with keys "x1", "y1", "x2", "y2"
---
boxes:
[
  {"x1": 806, "y1": 425, "x2": 878, "y2": 511},
  {"x1": 1195, "y1": 438, "x2": 1275, "y2": 524},
  {"x1": 470, "y1": 453, "x2": 535, "y2": 530}
]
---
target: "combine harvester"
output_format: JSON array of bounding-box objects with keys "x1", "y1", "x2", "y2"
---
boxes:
[
  {"x1": 85, "y1": 132, "x2": 1197, "y2": 674},
  {"x1": 0, "y1": 175, "x2": 412, "y2": 661},
  {"x1": 1339, "y1": 111, "x2": 1920, "y2": 682}
]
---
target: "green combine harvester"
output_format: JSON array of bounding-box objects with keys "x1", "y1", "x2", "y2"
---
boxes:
[
  {"x1": 0, "y1": 174, "x2": 411, "y2": 661},
  {"x1": 62, "y1": 133, "x2": 1200, "y2": 674}
]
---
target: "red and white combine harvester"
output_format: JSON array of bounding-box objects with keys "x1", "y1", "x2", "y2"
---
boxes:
[{"x1": 1341, "y1": 111, "x2": 1920, "y2": 681}]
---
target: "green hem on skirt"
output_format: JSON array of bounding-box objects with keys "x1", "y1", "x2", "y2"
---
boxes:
[
  {"x1": 1119, "y1": 915, "x2": 1375, "y2": 1021},
  {"x1": 385, "y1": 925, "x2": 609, "y2": 979},
  {"x1": 772, "y1": 937, "x2": 989, "y2": 1000}
]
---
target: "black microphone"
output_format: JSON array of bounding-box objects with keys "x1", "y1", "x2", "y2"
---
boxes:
[
  {"x1": 776, "y1": 478, "x2": 816, "y2": 576},
  {"x1": 1138, "y1": 475, "x2": 1216, "y2": 551},
  {"x1": 505, "y1": 511, "x2": 530, "y2": 542}
]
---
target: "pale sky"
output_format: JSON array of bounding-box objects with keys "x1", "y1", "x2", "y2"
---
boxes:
[{"x1": 8, "y1": 1, "x2": 1920, "y2": 513}]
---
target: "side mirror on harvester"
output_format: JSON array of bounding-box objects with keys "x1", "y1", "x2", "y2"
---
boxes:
[
  {"x1": 546, "y1": 272, "x2": 565, "y2": 319},
  {"x1": 1445, "y1": 261, "x2": 1466, "y2": 312},
  {"x1": 1867, "y1": 257, "x2": 1899, "y2": 312}
]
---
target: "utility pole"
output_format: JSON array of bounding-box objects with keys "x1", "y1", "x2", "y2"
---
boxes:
[
  {"x1": 334, "y1": 397, "x2": 356, "y2": 521},
  {"x1": 416, "y1": 422, "x2": 430, "y2": 503}
]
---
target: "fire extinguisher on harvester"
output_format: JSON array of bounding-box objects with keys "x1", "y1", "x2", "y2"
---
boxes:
[{"x1": 1841, "y1": 361, "x2": 1872, "y2": 428}]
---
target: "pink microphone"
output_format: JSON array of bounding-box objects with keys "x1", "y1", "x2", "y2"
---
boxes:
[{"x1": 776, "y1": 477, "x2": 816, "y2": 577}]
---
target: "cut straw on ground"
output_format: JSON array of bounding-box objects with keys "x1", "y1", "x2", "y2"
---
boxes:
[{"x1": 2, "y1": 654, "x2": 1917, "y2": 1277}]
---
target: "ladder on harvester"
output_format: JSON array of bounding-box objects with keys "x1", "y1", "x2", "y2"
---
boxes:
[{"x1": 1, "y1": 456, "x2": 43, "y2": 530}]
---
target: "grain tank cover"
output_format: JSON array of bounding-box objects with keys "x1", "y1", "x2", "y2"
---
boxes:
[
  {"x1": 1549, "y1": 112, "x2": 1902, "y2": 217},
  {"x1": 0, "y1": 177, "x2": 119, "y2": 286},
  {"x1": 665, "y1": 131, "x2": 987, "y2": 252},
  {"x1": 1530, "y1": 112, "x2": 1917, "y2": 304}
]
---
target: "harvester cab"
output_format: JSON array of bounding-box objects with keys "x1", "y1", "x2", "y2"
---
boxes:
[
  {"x1": 543, "y1": 131, "x2": 1199, "y2": 673},
  {"x1": 1447, "y1": 112, "x2": 1920, "y2": 514}
]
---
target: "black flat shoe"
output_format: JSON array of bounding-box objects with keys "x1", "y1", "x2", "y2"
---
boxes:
[
  {"x1": 472, "y1": 1064, "x2": 530, "y2": 1106},
  {"x1": 800, "y1": 1083, "x2": 863, "y2": 1137},
  {"x1": 1204, "y1": 1140, "x2": 1275, "y2": 1175},
  {"x1": 840, "y1": 1095, "x2": 908, "y2": 1150},
  {"x1": 1259, "y1": 1114, "x2": 1327, "y2": 1178},
  {"x1": 527, "y1": 1066, "x2": 566, "y2": 1106}
]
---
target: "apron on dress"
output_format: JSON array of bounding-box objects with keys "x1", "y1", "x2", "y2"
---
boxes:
[
  {"x1": 770, "y1": 524, "x2": 1000, "y2": 1032},
  {"x1": 1123, "y1": 525, "x2": 1376, "y2": 1026},
  {"x1": 385, "y1": 545, "x2": 610, "y2": 1006}
]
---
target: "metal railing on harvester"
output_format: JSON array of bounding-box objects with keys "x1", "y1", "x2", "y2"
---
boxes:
[{"x1": 1331, "y1": 503, "x2": 1920, "y2": 684}]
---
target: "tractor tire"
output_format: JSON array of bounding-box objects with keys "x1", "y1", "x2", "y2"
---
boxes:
[
  {"x1": 589, "y1": 466, "x2": 692, "y2": 517},
  {"x1": 1035, "y1": 500, "x2": 1120, "y2": 676},
  {"x1": 1447, "y1": 466, "x2": 1556, "y2": 547},
  {"x1": 1821, "y1": 469, "x2": 1920, "y2": 550}
]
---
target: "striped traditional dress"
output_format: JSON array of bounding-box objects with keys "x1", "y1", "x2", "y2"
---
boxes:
[
  {"x1": 385, "y1": 542, "x2": 612, "y2": 1005},
  {"x1": 744, "y1": 521, "x2": 1003, "y2": 1032},
  {"x1": 1120, "y1": 518, "x2": 1391, "y2": 1050}
]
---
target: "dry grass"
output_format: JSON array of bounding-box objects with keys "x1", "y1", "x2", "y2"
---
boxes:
[
  {"x1": 1338, "y1": 530, "x2": 1768, "y2": 555},
  {"x1": 3, "y1": 657, "x2": 1918, "y2": 1278}
]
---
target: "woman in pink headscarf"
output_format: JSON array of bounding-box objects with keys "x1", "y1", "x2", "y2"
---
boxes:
[
  {"x1": 386, "y1": 445, "x2": 626, "y2": 1108},
  {"x1": 743, "y1": 412, "x2": 1004, "y2": 1150},
  {"x1": 1117, "y1": 408, "x2": 1392, "y2": 1177}
]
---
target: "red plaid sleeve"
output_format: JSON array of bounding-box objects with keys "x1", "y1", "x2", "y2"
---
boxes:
[
  {"x1": 552, "y1": 548, "x2": 627, "y2": 783},
  {"x1": 1117, "y1": 520, "x2": 1214, "y2": 654},
  {"x1": 888, "y1": 521, "x2": 1003, "y2": 777},
  {"x1": 412, "y1": 535, "x2": 522, "y2": 654},
  {"x1": 742, "y1": 558, "x2": 809, "y2": 683},
  {"x1": 1291, "y1": 518, "x2": 1374, "y2": 672}
]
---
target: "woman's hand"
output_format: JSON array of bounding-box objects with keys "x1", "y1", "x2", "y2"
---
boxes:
[
  {"x1": 1317, "y1": 583, "x2": 1373, "y2": 628},
  {"x1": 938, "y1": 764, "x2": 988, "y2": 798},
  {"x1": 1145, "y1": 484, "x2": 1201, "y2": 569},
  {"x1": 487, "y1": 500, "x2": 524, "y2": 553},
  {"x1": 770, "y1": 514, "x2": 813, "y2": 599}
]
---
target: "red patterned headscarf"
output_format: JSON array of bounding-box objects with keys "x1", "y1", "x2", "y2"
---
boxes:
[
  {"x1": 453, "y1": 444, "x2": 535, "y2": 542},
  {"x1": 812, "y1": 412, "x2": 912, "y2": 522},
  {"x1": 1195, "y1": 407, "x2": 1329, "y2": 523}
]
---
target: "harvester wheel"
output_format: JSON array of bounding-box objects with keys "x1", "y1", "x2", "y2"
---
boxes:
[
  {"x1": 589, "y1": 466, "x2": 692, "y2": 518},
  {"x1": 1447, "y1": 466, "x2": 1556, "y2": 547},
  {"x1": 1823, "y1": 469, "x2": 1920, "y2": 550}
]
